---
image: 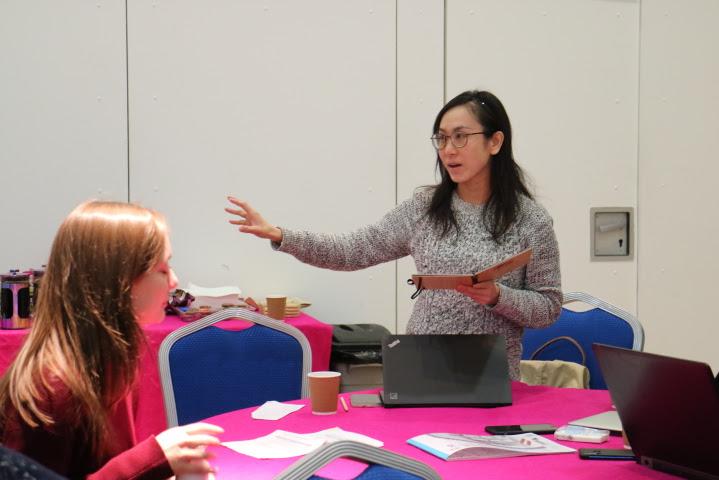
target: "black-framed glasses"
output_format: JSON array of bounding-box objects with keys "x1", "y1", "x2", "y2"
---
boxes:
[{"x1": 430, "y1": 131, "x2": 487, "y2": 150}]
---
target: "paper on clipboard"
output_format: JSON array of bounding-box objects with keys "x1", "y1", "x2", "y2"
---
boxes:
[{"x1": 409, "y1": 248, "x2": 532, "y2": 292}]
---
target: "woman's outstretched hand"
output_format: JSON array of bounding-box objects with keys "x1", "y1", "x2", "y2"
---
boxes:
[
  {"x1": 456, "y1": 281, "x2": 500, "y2": 306},
  {"x1": 225, "y1": 196, "x2": 283, "y2": 243},
  {"x1": 155, "y1": 422, "x2": 224, "y2": 476}
]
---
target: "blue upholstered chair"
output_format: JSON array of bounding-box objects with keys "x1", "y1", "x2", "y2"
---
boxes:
[
  {"x1": 0, "y1": 445, "x2": 67, "y2": 480},
  {"x1": 521, "y1": 292, "x2": 644, "y2": 389},
  {"x1": 158, "y1": 307, "x2": 311, "y2": 427},
  {"x1": 274, "y1": 440, "x2": 441, "y2": 480}
]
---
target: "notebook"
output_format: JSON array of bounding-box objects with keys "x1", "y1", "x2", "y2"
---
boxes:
[
  {"x1": 409, "y1": 248, "x2": 532, "y2": 291},
  {"x1": 380, "y1": 334, "x2": 512, "y2": 407},
  {"x1": 594, "y1": 344, "x2": 719, "y2": 479}
]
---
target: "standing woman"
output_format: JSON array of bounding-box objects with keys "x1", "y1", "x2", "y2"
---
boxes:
[
  {"x1": 226, "y1": 90, "x2": 562, "y2": 379},
  {"x1": 0, "y1": 201, "x2": 223, "y2": 479}
]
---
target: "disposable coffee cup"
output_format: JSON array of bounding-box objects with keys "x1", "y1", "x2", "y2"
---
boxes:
[
  {"x1": 266, "y1": 295, "x2": 287, "y2": 320},
  {"x1": 308, "y1": 371, "x2": 341, "y2": 415}
]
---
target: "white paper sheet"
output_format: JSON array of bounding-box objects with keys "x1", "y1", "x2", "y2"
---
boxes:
[
  {"x1": 222, "y1": 427, "x2": 383, "y2": 459},
  {"x1": 251, "y1": 401, "x2": 304, "y2": 420},
  {"x1": 305, "y1": 427, "x2": 383, "y2": 448}
]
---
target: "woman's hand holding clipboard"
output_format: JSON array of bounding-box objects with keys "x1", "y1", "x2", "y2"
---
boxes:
[{"x1": 407, "y1": 248, "x2": 532, "y2": 299}]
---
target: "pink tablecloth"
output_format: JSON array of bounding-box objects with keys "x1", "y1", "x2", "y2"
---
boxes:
[
  {"x1": 204, "y1": 382, "x2": 675, "y2": 480},
  {"x1": 0, "y1": 312, "x2": 333, "y2": 440}
]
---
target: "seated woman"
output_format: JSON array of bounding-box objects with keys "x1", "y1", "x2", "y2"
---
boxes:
[{"x1": 0, "y1": 201, "x2": 223, "y2": 479}]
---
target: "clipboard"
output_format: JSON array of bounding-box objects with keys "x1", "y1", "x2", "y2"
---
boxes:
[{"x1": 407, "y1": 248, "x2": 532, "y2": 299}]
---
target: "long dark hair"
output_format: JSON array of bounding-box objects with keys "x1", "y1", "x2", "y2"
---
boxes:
[{"x1": 427, "y1": 90, "x2": 532, "y2": 242}]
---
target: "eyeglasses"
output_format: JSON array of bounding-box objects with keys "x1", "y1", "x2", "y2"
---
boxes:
[{"x1": 430, "y1": 131, "x2": 487, "y2": 150}]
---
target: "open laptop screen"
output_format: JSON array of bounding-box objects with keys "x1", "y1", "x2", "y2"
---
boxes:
[
  {"x1": 594, "y1": 344, "x2": 719, "y2": 478},
  {"x1": 381, "y1": 334, "x2": 511, "y2": 407}
]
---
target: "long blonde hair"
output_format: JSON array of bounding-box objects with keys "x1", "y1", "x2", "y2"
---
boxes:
[{"x1": 0, "y1": 201, "x2": 168, "y2": 460}]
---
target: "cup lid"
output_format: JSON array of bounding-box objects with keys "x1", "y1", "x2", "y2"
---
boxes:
[{"x1": 307, "y1": 371, "x2": 341, "y2": 378}]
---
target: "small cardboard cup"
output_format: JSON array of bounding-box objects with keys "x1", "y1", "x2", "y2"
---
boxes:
[
  {"x1": 266, "y1": 295, "x2": 287, "y2": 320},
  {"x1": 308, "y1": 371, "x2": 341, "y2": 415}
]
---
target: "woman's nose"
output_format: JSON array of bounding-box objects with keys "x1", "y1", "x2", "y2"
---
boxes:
[
  {"x1": 169, "y1": 268, "x2": 179, "y2": 290},
  {"x1": 441, "y1": 141, "x2": 458, "y2": 154}
]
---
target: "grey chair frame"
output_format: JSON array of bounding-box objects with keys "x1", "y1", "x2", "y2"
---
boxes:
[
  {"x1": 562, "y1": 291, "x2": 645, "y2": 351},
  {"x1": 274, "y1": 440, "x2": 442, "y2": 480},
  {"x1": 158, "y1": 307, "x2": 311, "y2": 427}
]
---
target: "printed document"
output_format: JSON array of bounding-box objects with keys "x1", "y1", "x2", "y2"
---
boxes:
[{"x1": 408, "y1": 432, "x2": 574, "y2": 461}]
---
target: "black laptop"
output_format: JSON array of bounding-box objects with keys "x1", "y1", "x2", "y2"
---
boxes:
[
  {"x1": 594, "y1": 344, "x2": 719, "y2": 479},
  {"x1": 380, "y1": 334, "x2": 512, "y2": 407}
]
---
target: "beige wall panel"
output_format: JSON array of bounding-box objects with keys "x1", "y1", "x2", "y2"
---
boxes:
[
  {"x1": 0, "y1": 0, "x2": 128, "y2": 272},
  {"x1": 638, "y1": 0, "x2": 719, "y2": 369}
]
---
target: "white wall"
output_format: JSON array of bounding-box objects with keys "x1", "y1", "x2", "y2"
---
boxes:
[
  {"x1": 1, "y1": 0, "x2": 717, "y2": 370},
  {"x1": 0, "y1": 0, "x2": 128, "y2": 269},
  {"x1": 638, "y1": 0, "x2": 719, "y2": 368}
]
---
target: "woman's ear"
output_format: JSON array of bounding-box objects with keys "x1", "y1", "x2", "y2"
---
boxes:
[{"x1": 489, "y1": 131, "x2": 504, "y2": 155}]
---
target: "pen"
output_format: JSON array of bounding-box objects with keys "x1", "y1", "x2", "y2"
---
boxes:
[{"x1": 340, "y1": 396, "x2": 349, "y2": 412}]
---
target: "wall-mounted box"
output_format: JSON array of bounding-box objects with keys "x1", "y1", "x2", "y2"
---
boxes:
[{"x1": 590, "y1": 207, "x2": 634, "y2": 261}]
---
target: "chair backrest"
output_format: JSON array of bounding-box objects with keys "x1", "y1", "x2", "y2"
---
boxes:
[
  {"x1": 159, "y1": 307, "x2": 311, "y2": 427},
  {"x1": 275, "y1": 440, "x2": 441, "y2": 480},
  {"x1": 0, "y1": 445, "x2": 67, "y2": 480},
  {"x1": 521, "y1": 292, "x2": 644, "y2": 389}
]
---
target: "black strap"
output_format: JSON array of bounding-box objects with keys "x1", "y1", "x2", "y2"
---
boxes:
[
  {"x1": 406, "y1": 278, "x2": 423, "y2": 299},
  {"x1": 529, "y1": 335, "x2": 587, "y2": 365}
]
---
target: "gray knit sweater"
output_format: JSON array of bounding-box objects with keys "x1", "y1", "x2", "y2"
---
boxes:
[{"x1": 275, "y1": 189, "x2": 562, "y2": 379}]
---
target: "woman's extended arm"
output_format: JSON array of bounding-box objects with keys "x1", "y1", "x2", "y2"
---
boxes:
[{"x1": 226, "y1": 194, "x2": 424, "y2": 271}]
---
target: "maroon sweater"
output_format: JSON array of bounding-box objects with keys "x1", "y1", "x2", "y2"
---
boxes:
[{"x1": 1, "y1": 382, "x2": 173, "y2": 480}]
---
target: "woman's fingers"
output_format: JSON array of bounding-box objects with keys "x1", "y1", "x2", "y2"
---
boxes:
[
  {"x1": 225, "y1": 206, "x2": 247, "y2": 216},
  {"x1": 226, "y1": 198, "x2": 263, "y2": 224},
  {"x1": 183, "y1": 422, "x2": 225, "y2": 435},
  {"x1": 226, "y1": 196, "x2": 244, "y2": 207},
  {"x1": 158, "y1": 423, "x2": 225, "y2": 476},
  {"x1": 456, "y1": 282, "x2": 498, "y2": 305},
  {"x1": 179, "y1": 435, "x2": 222, "y2": 449},
  {"x1": 225, "y1": 196, "x2": 279, "y2": 241},
  {"x1": 178, "y1": 446, "x2": 216, "y2": 460},
  {"x1": 226, "y1": 197, "x2": 256, "y2": 215}
]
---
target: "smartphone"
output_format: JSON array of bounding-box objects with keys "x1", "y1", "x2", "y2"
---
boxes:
[
  {"x1": 484, "y1": 424, "x2": 557, "y2": 435},
  {"x1": 578, "y1": 448, "x2": 637, "y2": 460}
]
